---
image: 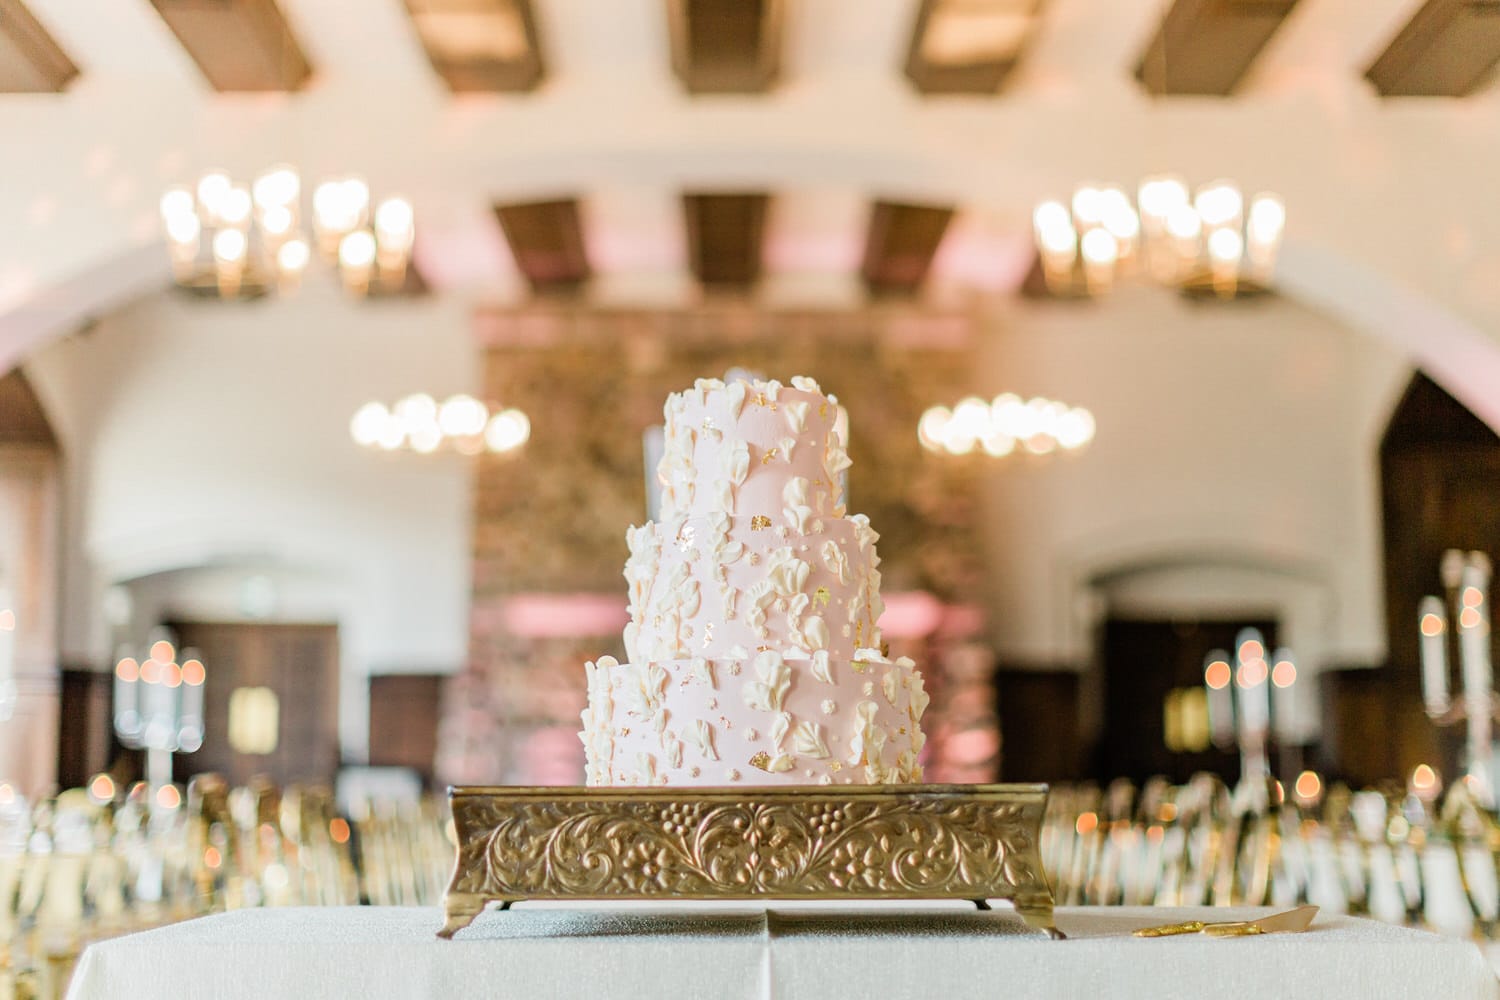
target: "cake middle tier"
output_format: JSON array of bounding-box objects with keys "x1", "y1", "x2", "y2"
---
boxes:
[{"x1": 625, "y1": 513, "x2": 884, "y2": 664}]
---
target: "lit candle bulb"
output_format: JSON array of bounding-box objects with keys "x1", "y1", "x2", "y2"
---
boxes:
[{"x1": 1419, "y1": 596, "x2": 1450, "y2": 717}]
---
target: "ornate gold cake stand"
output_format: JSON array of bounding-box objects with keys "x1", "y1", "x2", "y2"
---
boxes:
[{"x1": 437, "y1": 783, "x2": 1061, "y2": 939}]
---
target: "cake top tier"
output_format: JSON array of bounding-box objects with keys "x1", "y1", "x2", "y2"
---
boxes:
[{"x1": 657, "y1": 376, "x2": 851, "y2": 523}]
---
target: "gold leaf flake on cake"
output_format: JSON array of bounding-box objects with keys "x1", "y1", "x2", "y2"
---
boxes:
[
  {"x1": 750, "y1": 515, "x2": 771, "y2": 531},
  {"x1": 761, "y1": 448, "x2": 779, "y2": 465},
  {"x1": 749, "y1": 751, "x2": 772, "y2": 771}
]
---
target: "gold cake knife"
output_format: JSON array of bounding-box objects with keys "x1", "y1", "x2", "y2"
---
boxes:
[{"x1": 1134, "y1": 905, "x2": 1319, "y2": 938}]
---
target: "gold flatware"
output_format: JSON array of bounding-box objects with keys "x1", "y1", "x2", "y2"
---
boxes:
[
  {"x1": 1134, "y1": 905, "x2": 1319, "y2": 938},
  {"x1": 1134, "y1": 919, "x2": 1206, "y2": 937}
]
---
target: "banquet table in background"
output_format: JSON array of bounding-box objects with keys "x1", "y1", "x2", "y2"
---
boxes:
[{"x1": 66, "y1": 902, "x2": 1498, "y2": 1000}]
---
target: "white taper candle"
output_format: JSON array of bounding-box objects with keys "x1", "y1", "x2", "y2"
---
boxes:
[
  {"x1": 1419, "y1": 595, "x2": 1450, "y2": 717},
  {"x1": 1234, "y1": 628, "x2": 1270, "y2": 743},
  {"x1": 1204, "y1": 650, "x2": 1235, "y2": 748}
]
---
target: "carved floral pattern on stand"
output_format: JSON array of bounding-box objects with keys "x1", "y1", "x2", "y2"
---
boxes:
[{"x1": 448, "y1": 793, "x2": 1049, "y2": 901}]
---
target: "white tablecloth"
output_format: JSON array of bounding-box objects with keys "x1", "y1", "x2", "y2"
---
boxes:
[{"x1": 66, "y1": 902, "x2": 1498, "y2": 1000}]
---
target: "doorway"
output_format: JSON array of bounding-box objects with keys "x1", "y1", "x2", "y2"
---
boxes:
[
  {"x1": 1098, "y1": 617, "x2": 1276, "y2": 784},
  {"x1": 167, "y1": 621, "x2": 340, "y2": 787}
]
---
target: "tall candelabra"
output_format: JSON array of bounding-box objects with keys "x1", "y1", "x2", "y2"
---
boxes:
[
  {"x1": 112, "y1": 636, "x2": 206, "y2": 791},
  {"x1": 1418, "y1": 549, "x2": 1498, "y2": 808},
  {"x1": 1204, "y1": 628, "x2": 1301, "y2": 785}
]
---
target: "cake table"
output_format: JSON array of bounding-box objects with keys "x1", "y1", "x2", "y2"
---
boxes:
[{"x1": 65, "y1": 903, "x2": 1499, "y2": 1000}]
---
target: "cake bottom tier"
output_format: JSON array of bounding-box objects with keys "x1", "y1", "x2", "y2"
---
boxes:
[{"x1": 580, "y1": 652, "x2": 929, "y2": 787}]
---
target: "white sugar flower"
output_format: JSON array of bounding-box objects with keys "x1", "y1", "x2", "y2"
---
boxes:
[
  {"x1": 793, "y1": 721, "x2": 830, "y2": 759},
  {"x1": 687, "y1": 720, "x2": 718, "y2": 761},
  {"x1": 770, "y1": 711, "x2": 791, "y2": 748},
  {"x1": 821, "y1": 540, "x2": 850, "y2": 585},
  {"x1": 725, "y1": 380, "x2": 748, "y2": 420},
  {"x1": 743, "y1": 650, "x2": 791, "y2": 713},
  {"x1": 784, "y1": 400, "x2": 810, "y2": 432}
]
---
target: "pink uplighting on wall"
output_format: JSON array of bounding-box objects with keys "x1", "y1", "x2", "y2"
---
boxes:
[
  {"x1": 497, "y1": 594, "x2": 629, "y2": 638},
  {"x1": 879, "y1": 592, "x2": 984, "y2": 639}
]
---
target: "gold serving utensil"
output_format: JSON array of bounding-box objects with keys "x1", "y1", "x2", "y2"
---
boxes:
[{"x1": 1134, "y1": 905, "x2": 1318, "y2": 938}]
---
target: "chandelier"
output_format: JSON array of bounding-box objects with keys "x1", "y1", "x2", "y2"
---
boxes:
[
  {"x1": 1032, "y1": 178, "x2": 1284, "y2": 299},
  {"x1": 918, "y1": 394, "x2": 1095, "y2": 457},
  {"x1": 350, "y1": 394, "x2": 532, "y2": 455},
  {"x1": 159, "y1": 166, "x2": 415, "y2": 299}
]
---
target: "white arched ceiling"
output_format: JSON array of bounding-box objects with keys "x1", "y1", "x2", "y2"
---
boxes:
[{"x1": 4, "y1": 0, "x2": 1500, "y2": 415}]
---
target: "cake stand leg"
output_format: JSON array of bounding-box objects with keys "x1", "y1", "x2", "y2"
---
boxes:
[
  {"x1": 437, "y1": 893, "x2": 487, "y2": 939},
  {"x1": 973, "y1": 899, "x2": 992, "y2": 911},
  {"x1": 1013, "y1": 897, "x2": 1066, "y2": 940}
]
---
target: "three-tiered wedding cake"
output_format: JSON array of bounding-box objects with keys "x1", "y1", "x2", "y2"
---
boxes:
[{"x1": 579, "y1": 376, "x2": 929, "y2": 786}]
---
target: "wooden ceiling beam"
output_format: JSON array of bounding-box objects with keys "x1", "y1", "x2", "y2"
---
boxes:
[
  {"x1": 1366, "y1": 0, "x2": 1500, "y2": 97},
  {"x1": 404, "y1": 0, "x2": 545, "y2": 93},
  {"x1": 1134, "y1": 0, "x2": 1300, "y2": 97},
  {"x1": 493, "y1": 199, "x2": 591, "y2": 294},
  {"x1": 0, "y1": 0, "x2": 78, "y2": 93},
  {"x1": 860, "y1": 200, "x2": 955, "y2": 295},
  {"x1": 149, "y1": 0, "x2": 312, "y2": 92},
  {"x1": 904, "y1": 0, "x2": 1043, "y2": 95},
  {"x1": 666, "y1": 0, "x2": 784, "y2": 94},
  {"x1": 683, "y1": 193, "x2": 768, "y2": 291}
]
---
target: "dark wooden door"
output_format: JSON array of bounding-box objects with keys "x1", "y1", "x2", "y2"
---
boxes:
[
  {"x1": 1375, "y1": 373, "x2": 1500, "y2": 787},
  {"x1": 1099, "y1": 618, "x2": 1276, "y2": 784},
  {"x1": 167, "y1": 621, "x2": 340, "y2": 787}
]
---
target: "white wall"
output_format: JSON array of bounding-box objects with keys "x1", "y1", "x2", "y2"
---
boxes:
[
  {"x1": 24, "y1": 277, "x2": 479, "y2": 761},
  {"x1": 974, "y1": 286, "x2": 1410, "y2": 671}
]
